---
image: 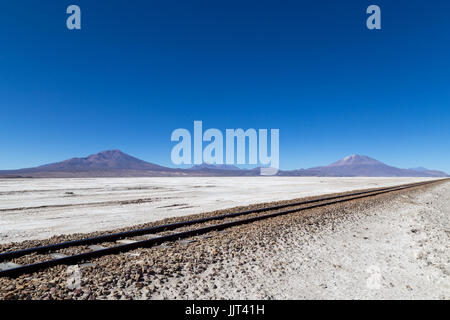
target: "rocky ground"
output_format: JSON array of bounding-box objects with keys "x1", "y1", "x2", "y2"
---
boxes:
[{"x1": 0, "y1": 180, "x2": 448, "y2": 300}]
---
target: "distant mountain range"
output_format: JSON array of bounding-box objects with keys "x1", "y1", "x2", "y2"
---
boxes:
[
  {"x1": 278, "y1": 154, "x2": 448, "y2": 177},
  {"x1": 0, "y1": 150, "x2": 182, "y2": 178},
  {"x1": 0, "y1": 150, "x2": 447, "y2": 178}
]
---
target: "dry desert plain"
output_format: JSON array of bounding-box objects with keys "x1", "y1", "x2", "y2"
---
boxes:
[
  {"x1": 0, "y1": 177, "x2": 438, "y2": 243},
  {"x1": 0, "y1": 177, "x2": 448, "y2": 299}
]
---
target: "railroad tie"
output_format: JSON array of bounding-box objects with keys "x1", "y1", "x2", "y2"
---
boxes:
[
  {"x1": 0, "y1": 262, "x2": 22, "y2": 271},
  {"x1": 116, "y1": 239, "x2": 137, "y2": 245},
  {"x1": 88, "y1": 245, "x2": 106, "y2": 251},
  {"x1": 50, "y1": 253, "x2": 69, "y2": 259}
]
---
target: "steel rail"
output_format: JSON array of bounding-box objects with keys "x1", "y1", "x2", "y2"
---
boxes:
[
  {"x1": 0, "y1": 179, "x2": 444, "y2": 278},
  {"x1": 0, "y1": 180, "x2": 438, "y2": 263}
]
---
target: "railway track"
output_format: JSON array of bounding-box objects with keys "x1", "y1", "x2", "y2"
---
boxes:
[{"x1": 0, "y1": 179, "x2": 445, "y2": 278}]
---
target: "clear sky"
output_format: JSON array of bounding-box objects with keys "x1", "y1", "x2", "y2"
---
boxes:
[{"x1": 1, "y1": 0, "x2": 449, "y2": 172}]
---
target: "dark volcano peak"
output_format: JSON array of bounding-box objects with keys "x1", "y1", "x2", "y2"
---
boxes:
[
  {"x1": 31, "y1": 150, "x2": 168, "y2": 172},
  {"x1": 328, "y1": 154, "x2": 383, "y2": 166}
]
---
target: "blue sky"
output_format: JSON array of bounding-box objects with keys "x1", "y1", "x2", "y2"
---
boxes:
[{"x1": 1, "y1": 0, "x2": 449, "y2": 172}]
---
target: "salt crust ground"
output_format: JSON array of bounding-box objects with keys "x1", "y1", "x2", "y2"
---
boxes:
[
  {"x1": 158, "y1": 181, "x2": 449, "y2": 299},
  {"x1": 0, "y1": 180, "x2": 447, "y2": 300},
  {"x1": 0, "y1": 177, "x2": 436, "y2": 244}
]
